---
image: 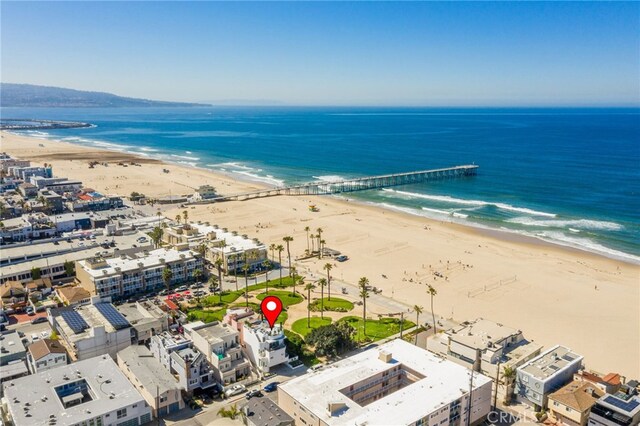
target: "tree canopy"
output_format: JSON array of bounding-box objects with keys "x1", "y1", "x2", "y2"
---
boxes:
[{"x1": 305, "y1": 322, "x2": 356, "y2": 358}]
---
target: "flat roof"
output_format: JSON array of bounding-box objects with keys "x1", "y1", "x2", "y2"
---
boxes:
[
  {"x1": 518, "y1": 345, "x2": 583, "y2": 381},
  {"x1": 3, "y1": 355, "x2": 147, "y2": 426},
  {"x1": 190, "y1": 322, "x2": 238, "y2": 343},
  {"x1": 189, "y1": 223, "x2": 265, "y2": 253},
  {"x1": 118, "y1": 345, "x2": 182, "y2": 394},
  {"x1": 53, "y1": 302, "x2": 130, "y2": 341},
  {"x1": 0, "y1": 331, "x2": 27, "y2": 361},
  {"x1": 244, "y1": 398, "x2": 294, "y2": 426},
  {"x1": 279, "y1": 339, "x2": 492, "y2": 425},
  {"x1": 78, "y1": 247, "x2": 197, "y2": 278},
  {"x1": 449, "y1": 318, "x2": 521, "y2": 349}
]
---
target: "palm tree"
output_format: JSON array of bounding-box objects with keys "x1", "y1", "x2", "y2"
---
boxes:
[
  {"x1": 316, "y1": 228, "x2": 323, "y2": 257},
  {"x1": 195, "y1": 243, "x2": 207, "y2": 258},
  {"x1": 413, "y1": 305, "x2": 423, "y2": 345},
  {"x1": 358, "y1": 277, "x2": 370, "y2": 338},
  {"x1": 318, "y1": 278, "x2": 327, "y2": 319},
  {"x1": 175, "y1": 214, "x2": 181, "y2": 225},
  {"x1": 502, "y1": 366, "x2": 517, "y2": 405},
  {"x1": 262, "y1": 260, "x2": 272, "y2": 293},
  {"x1": 305, "y1": 281, "x2": 316, "y2": 327},
  {"x1": 213, "y1": 258, "x2": 224, "y2": 302},
  {"x1": 324, "y1": 263, "x2": 333, "y2": 300},
  {"x1": 162, "y1": 267, "x2": 173, "y2": 293},
  {"x1": 293, "y1": 273, "x2": 303, "y2": 298},
  {"x1": 182, "y1": 210, "x2": 188, "y2": 223},
  {"x1": 276, "y1": 245, "x2": 284, "y2": 287},
  {"x1": 242, "y1": 255, "x2": 251, "y2": 307},
  {"x1": 269, "y1": 243, "x2": 276, "y2": 262},
  {"x1": 304, "y1": 226, "x2": 310, "y2": 253},
  {"x1": 310, "y1": 234, "x2": 316, "y2": 254},
  {"x1": 217, "y1": 404, "x2": 240, "y2": 419},
  {"x1": 283, "y1": 236, "x2": 293, "y2": 276},
  {"x1": 150, "y1": 226, "x2": 163, "y2": 248},
  {"x1": 193, "y1": 268, "x2": 203, "y2": 283},
  {"x1": 427, "y1": 284, "x2": 438, "y2": 335}
]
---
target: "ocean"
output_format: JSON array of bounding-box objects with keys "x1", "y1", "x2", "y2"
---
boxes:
[{"x1": 2, "y1": 107, "x2": 639, "y2": 263}]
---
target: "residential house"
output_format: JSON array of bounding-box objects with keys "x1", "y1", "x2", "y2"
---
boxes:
[
  {"x1": 55, "y1": 284, "x2": 92, "y2": 306},
  {"x1": 242, "y1": 398, "x2": 294, "y2": 426},
  {"x1": 0, "y1": 281, "x2": 27, "y2": 311},
  {"x1": 548, "y1": 380, "x2": 605, "y2": 426},
  {"x1": 26, "y1": 338, "x2": 68, "y2": 373}
]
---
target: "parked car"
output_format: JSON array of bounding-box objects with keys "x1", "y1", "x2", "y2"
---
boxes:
[
  {"x1": 263, "y1": 382, "x2": 279, "y2": 393},
  {"x1": 224, "y1": 384, "x2": 246, "y2": 398},
  {"x1": 335, "y1": 255, "x2": 349, "y2": 262},
  {"x1": 26, "y1": 307, "x2": 35, "y2": 316},
  {"x1": 31, "y1": 317, "x2": 48, "y2": 324},
  {"x1": 245, "y1": 389, "x2": 263, "y2": 400},
  {"x1": 175, "y1": 286, "x2": 188, "y2": 292},
  {"x1": 308, "y1": 364, "x2": 325, "y2": 373},
  {"x1": 30, "y1": 333, "x2": 40, "y2": 342},
  {"x1": 191, "y1": 283, "x2": 204, "y2": 289}
]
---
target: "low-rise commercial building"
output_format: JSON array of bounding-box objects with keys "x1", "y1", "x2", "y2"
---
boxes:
[
  {"x1": 278, "y1": 339, "x2": 493, "y2": 426},
  {"x1": 117, "y1": 345, "x2": 185, "y2": 417},
  {"x1": 2, "y1": 355, "x2": 152, "y2": 426},
  {"x1": 26, "y1": 338, "x2": 68, "y2": 373},
  {"x1": 49, "y1": 298, "x2": 134, "y2": 360},
  {"x1": 516, "y1": 345, "x2": 584, "y2": 410},
  {"x1": 75, "y1": 247, "x2": 203, "y2": 299},
  {"x1": 185, "y1": 321, "x2": 252, "y2": 385}
]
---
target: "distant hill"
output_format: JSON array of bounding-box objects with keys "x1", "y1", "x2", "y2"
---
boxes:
[{"x1": 0, "y1": 83, "x2": 210, "y2": 107}]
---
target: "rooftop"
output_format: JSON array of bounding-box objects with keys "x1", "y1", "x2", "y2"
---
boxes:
[
  {"x1": 118, "y1": 345, "x2": 182, "y2": 394},
  {"x1": 518, "y1": 345, "x2": 583, "y2": 381},
  {"x1": 279, "y1": 339, "x2": 492, "y2": 426},
  {"x1": 548, "y1": 380, "x2": 604, "y2": 412},
  {"x1": 0, "y1": 331, "x2": 27, "y2": 362},
  {"x1": 52, "y1": 301, "x2": 131, "y2": 341},
  {"x1": 189, "y1": 321, "x2": 238, "y2": 343},
  {"x1": 3, "y1": 355, "x2": 147, "y2": 426},
  {"x1": 78, "y1": 247, "x2": 197, "y2": 277},
  {"x1": 27, "y1": 338, "x2": 67, "y2": 361},
  {"x1": 243, "y1": 397, "x2": 294, "y2": 426},
  {"x1": 189, "y1": 222, "x2": 265, "y2": 254},
  {"x1": 449, "y1": 318, "x2": 521, "y2": 349}
]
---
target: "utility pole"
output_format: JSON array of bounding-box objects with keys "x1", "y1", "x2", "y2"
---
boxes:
[{"x1": 493, "y1": 361, "x2": 501, "y2": 410}]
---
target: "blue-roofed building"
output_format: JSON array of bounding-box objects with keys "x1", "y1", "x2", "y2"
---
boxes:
[{"x1": 589, "y1": 385, "x2": 640, "y2": 426}]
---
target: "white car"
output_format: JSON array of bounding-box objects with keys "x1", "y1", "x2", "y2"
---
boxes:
[
  {"x1": 224, "y1": 384, "x2": 246, "y2": 398},
  {"x1": 31, "y1": 333, "x2": 40, "y2": 342}
]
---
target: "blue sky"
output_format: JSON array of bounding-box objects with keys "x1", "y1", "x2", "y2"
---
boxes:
[{"x1": 1, "y1": 1, "x2": 639, "y2": 106}]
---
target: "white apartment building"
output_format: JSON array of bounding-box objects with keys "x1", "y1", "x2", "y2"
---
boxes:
[
  {"x1": 49, "y1": 297, "x2": 134, "y2": 360},
  {"x1": 75, "y1": 247, "x2": 203, "y2": 299},
  {"x1": 2, "y1": 355, "x2": 152, "y2": 426},
  {"x1": 278, "y1": 339, "x2": 493, "y2": 426}
]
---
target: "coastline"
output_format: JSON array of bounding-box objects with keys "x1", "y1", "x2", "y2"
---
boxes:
[{"x1": 1, "y1": 130, "x2": 639, "y2": 377}]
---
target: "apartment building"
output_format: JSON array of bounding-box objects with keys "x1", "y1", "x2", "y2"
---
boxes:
[
  {"x1": 75, "y1": 247, "x2": 203, "y2": 299},
  {"x1": 278, "y1": 339, "x2": 493, "y2": 426}
]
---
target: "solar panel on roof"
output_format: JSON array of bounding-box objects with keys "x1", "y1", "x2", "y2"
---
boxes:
[
  {"x1": 60, "y1": 310, "x2": 89, "y2": 334},
  {"x1": 95, "y1": 303, "x2": 130, "y2": 330},
  {"x1": 604, "y1": 396, "x2": 640, "y2": 413},
  {"x1": 562, "y1": 354, "x2": 576, "y2": 361}
]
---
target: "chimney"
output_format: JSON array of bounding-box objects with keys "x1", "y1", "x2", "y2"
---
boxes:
[{"x1": 379, "y1": 350, "x2": 392, "y2": 363}]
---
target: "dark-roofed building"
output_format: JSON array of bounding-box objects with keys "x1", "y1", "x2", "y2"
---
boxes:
[
  {"x1": 0, "y1": 280, "x2": 27, "y2": 311},
  {"x1": 588, "y1": 384, "x2": 640, "y2": 426},
  {"x1": 242, "y1": 398, "x2": 294, "y2": 426},
  {"x1": 26, "y1": 338, "x2": 68, "y2": 373}
]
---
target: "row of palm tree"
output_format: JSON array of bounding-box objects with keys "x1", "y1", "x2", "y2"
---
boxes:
[{"x1": 303, "y1": 226, "x2": 326, "y2": 258}]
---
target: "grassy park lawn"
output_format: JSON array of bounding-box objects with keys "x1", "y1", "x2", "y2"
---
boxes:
[
  {"x1": 338, "y1": 316, "x2": 416, "y2": 342},
  {"x1": 187, "y1": 308, "x2": 226, "y2": 323},
  {"x1": 310, "y1": 297, "x2": 353, "y2": 312},
  {"x1": 291, "y1": 316, "x2": 332, "y2": 337},
  {"x1": 256, "y1": 290, "x2": 303, "y2": 308}
]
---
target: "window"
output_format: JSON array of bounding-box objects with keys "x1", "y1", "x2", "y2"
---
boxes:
[{"x1": 117, "y1": 408, "x2": 127, "y2": 419}]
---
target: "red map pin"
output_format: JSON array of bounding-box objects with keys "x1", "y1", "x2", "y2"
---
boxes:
[{"x1": 260, "y1": 296, "x2": 283, "y2": 328}]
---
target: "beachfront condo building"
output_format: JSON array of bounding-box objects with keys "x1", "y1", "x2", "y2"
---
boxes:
[
  {"x1": 278, "y1": 339, "x2": 493, "y2": 426},
  {"x1": 185, "y1": 321, "x2": 252, "y2": 385},
  {"x1": 2, "y1": 355, "x2": 152, "y2": 426},
  {"x1": 75, "y1": 247, "x2": 203, "y2": 299},
  {"x1": 224, "y1": 307, "x2": 290, "y2": 375},
  {"x1": 427, "y1": 318, "x2": 543, "y2": 398},
  {"x1": 162, "y1": 221, "x2": 267, "y2": 274},
  {"x1": 515, "y1": 345, "x2": 584, "y2": 410}
]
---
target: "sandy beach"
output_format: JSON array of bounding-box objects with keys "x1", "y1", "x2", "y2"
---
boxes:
[{"x1": 2, "y1": 131, "x2": 638, "y2": 377}]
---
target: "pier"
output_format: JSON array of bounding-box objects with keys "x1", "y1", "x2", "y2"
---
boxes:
[{"x1": 211, "y1": 164, "x2": 478, "y2": 202}]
